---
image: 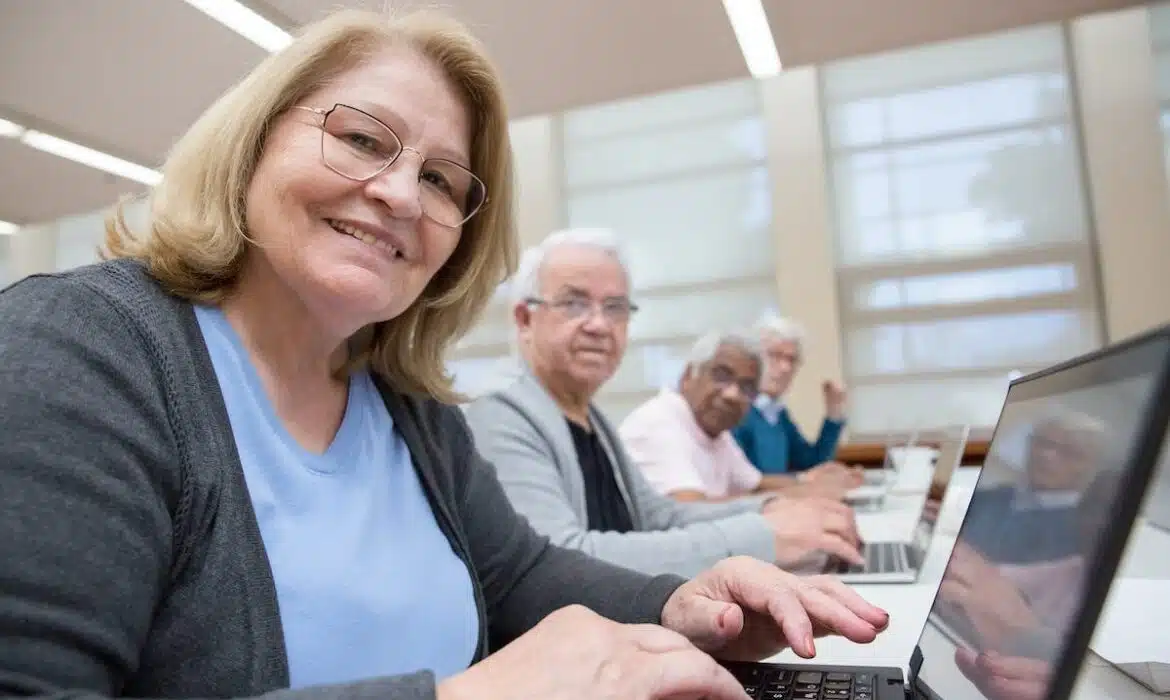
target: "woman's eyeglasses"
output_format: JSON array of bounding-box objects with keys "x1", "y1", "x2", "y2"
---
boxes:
[{"x1": 294, "y1": 103, "x2": 487, "y2": 228}]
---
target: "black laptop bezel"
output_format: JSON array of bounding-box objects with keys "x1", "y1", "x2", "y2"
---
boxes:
[{"x1": 911, "y1": 323, "x2": 1170, "y2": 700}]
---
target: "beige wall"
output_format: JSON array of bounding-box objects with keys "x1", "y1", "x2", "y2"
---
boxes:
[
  {"x1": 759, "y1": 68, "x2": 848, "y2": 435},
  {"x1": 1072, "y1": 7, "x2": 1170, "y2": 343}
]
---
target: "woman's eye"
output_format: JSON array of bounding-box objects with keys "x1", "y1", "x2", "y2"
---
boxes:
[
  {"x1": 422, "y1": 170, "x2": 454, "y2": 196},
  {"x1": 343, "y1": 132, "x2": 384, "y2": 154}
]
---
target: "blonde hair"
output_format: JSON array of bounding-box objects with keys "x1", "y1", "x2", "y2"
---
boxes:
[{"x1": 103, "y1": 8, "x2": 517, "y2": 404}]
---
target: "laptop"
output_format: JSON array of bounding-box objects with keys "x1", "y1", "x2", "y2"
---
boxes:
[
  {"x1": 829, "y1": 426, "x2": 970, "y2": 585},
  {"x1": 861, "y1": 429, "x2": 921, "y2": 487},
  {"x1": 724, "y1": 323, "x2": 1170, "y2": 700},
  {"x1": 849, "y1": 431, "x2": 932, "y2": 505}
]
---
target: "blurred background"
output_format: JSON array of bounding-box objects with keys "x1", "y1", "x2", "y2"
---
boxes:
[{"x1": 2, "y1": 0, "x2": 1169, "y2": 441}]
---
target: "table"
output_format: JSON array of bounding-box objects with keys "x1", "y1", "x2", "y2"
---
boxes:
[{"x1": 764, "y1": 466, "x2": 1162, "y2": 699}]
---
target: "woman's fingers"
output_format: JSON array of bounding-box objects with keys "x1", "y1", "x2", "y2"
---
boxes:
[
  {"x1": 625, "y1": 625, "x2": 749, "y2": 700},
  {"x1": 794, "y1": 581, "x2": 881, "y2": 644},
  {"x1": 806, "y1": 576, "x2": 890, "y2": 630},
  {"x1": 637, "y1": 648, "x2": 750, "y2": 700}
]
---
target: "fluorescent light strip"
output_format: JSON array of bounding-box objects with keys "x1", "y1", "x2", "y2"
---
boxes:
[
  {"x1": 182, "y1": 0, "x2": 291, "y2": 52},
  {"x1": 21, "y1": 131, "x2": 162, "y2": 186},
  {"x1": 722, "y1": 0, "x2": 782, "y2": 78},
  {"x1": 0, "y1": 118, "x2": 161, "y2": 186},
  {"x1": 0, "y1": 118, "x2": 24, "y2": 139},
  {"x1": 0, "y1": 220, "x2": 19, "y2": 235}
]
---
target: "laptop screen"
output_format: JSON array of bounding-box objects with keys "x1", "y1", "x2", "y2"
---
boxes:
[
  {"x1": 913, "y1": 334, "x2": 1170, "y2": 700},
  {"x1": 908, "y1": 427, "x2": 970, "y2": 550}
]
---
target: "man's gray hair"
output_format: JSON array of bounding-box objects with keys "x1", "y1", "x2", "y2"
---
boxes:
[
  {"x1": 752, "y1": 312, "x2": 807, "y2": 354},
  {"x1": 685, "y1": 331, "x2": 764, "y2": 380},
  {"x1": 509, "y1": 227, "x2": 631, "y2": 305}
]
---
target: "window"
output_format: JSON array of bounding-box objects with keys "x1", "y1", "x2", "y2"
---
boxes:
[
  {"x1": 821, "y1": 25, "x2": 1105, "y2": 435},
  {"x1": 561, "y1": 79, "x2": 779, "y2": 422},
  {"x1": 1151, "y1": 2, "x2": 1170, "y2": 187}
]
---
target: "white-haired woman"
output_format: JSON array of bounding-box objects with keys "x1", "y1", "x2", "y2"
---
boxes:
[
  {"x1": 0, "y1": 9, "x2": 886, "y2": 700},
  {"x1": 733, "y1": 314, "x2": 860, "y2": 490}
]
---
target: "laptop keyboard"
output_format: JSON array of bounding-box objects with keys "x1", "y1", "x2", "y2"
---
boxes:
[
  {"x1": 834, "y1": 541, "x2": 906, "y2": 575},
  {"x1": 728, "y1": 664, "x2": 877, "y2": 700}
]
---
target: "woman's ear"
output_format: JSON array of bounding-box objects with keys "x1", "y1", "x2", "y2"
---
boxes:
[{"x1": 512, "y1": 301, "x2": 532, "y2": 330}]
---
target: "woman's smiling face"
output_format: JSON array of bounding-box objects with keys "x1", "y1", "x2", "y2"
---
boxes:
[{"x1": 243, "y1": 46, "x2": 473, "y2": 340}]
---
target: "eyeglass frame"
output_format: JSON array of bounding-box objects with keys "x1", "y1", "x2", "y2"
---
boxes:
[
  {"x1": 292, "y1": 103, "x2": 488, "y2": 228},
  {"x1": 701, "y1": 361, "x2": 761, "y2": 401},
  {"x1": 524, "y1": 295, "x2": 639, "y2": 324}
]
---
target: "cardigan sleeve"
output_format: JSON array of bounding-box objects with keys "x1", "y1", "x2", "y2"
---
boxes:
[
  {"x1": 463, "y1": 395, "x2": 775, "y2": 578},
  {"x1": 0, "y1": 275, "x2": 185, "y2": 697}
]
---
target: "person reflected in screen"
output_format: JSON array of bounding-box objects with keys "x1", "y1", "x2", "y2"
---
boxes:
[
  {"x1": 937, "y1": 468, "x2": 1121, "y2": 695},
  {"x1": 959, "y1": 411, "x2": 1105, "y2": 564}
]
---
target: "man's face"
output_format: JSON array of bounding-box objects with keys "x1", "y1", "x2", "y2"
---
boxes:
[
  {"x1": 516, "y1": 245, "x2": 633, "y2": 398},
  {"x1": 1026, "y1": 421, "x2": 1100, "y2": 492},
  {"x1": 680, "y1": 343, "x2": 761, "y2": 437},
  {"x1": 760, "y1": 336, "x2": 801, "y2": 398}
]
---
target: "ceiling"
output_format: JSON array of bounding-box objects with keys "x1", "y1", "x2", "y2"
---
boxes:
[{"x1": 0, "y1": 0, "x2": 1150, "y2": 228}]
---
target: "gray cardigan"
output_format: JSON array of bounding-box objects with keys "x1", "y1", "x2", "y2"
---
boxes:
[
  {"x1": 463, "y1": 372, "x2": 776, "y2": 577},
  {"x1": 0, "y1": 260, "x2": 685, "y2": 700}
]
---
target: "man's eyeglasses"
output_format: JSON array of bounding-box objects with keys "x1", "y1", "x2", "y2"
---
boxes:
[
  {"x1": 707, "y1": 364, "x2": 759, "y2": 400},
  {"x1": 526, "y1": 296, "x2": 638, "y2": 324},
  {"x1": 293, "y1": 103, "x2": 487, "y2": 228}
]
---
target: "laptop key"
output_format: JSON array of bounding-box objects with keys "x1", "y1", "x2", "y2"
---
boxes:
[{"x1": 795, "y1": 671, "x2": 823, "y2": 684}]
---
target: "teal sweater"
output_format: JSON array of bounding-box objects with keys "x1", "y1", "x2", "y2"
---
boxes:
[{"x1": 732, "y1": 405, "x2": 845, "y2": 474}]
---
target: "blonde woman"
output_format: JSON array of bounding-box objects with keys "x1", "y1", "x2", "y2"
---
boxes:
[{"x1": 0, "y1": 9, "x2": 887, "y2": 700}]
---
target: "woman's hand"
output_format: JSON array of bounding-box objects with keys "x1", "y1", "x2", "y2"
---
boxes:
[
  {"x1": 437, "y1": 605, "x2": 750, "y2": 700},
  {"x1": 659, "y1": 556, "x2": 889, "y2": 661}
]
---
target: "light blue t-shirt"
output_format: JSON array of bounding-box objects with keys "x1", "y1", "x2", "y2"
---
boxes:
[{"x1": 195, "y1": 305, "x2": 478, "y2": 689}]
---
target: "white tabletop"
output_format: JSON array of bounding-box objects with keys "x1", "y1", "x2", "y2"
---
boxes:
[{"x1": 764, "y1": 466, "x2": 1163, "y2": 699}]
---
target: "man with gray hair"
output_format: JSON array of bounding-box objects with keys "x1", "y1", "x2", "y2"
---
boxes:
[
  {"x1": 464, "y1": 228, "x2": 864, "y2": 577},
  {"x1": 620, "y1": 331, "x2": 853, "y2": 502},
  {"x1": 731, "y1": 313, "x2": 856, "y2": 482}
]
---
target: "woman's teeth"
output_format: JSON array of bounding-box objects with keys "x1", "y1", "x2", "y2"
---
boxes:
[{"x1": 327, "y1": 219, "x2": 401, "y2": 258}]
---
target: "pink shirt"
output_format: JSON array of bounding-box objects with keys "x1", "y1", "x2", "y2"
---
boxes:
[{"x1": 619, "y1": 389, "x2": 763, "y2": 498}]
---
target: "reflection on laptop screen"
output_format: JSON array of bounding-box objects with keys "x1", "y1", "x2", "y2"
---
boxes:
[{"x1": 913, "y1": 336, "x2": 1170, "y2": 700}]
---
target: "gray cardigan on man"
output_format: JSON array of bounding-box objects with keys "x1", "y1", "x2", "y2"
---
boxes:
[
  {"x1": 464, "y1": 372, "x2": 777, "y2": 577},
  {"x1": 0, "y1": 260, "x2": 684, "y2": 700}
]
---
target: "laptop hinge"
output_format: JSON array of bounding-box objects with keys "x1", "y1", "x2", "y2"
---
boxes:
[{"x1": 908, "y1": 646, "x2": 924, "y2": 689}]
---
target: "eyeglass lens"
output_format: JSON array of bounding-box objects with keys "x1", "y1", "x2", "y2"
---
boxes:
[{"x1": 320, "y1": 105, "x2": 486, "y2": 227}]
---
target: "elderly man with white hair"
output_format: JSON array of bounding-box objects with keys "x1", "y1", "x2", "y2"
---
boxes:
[
  {"x1": 464, "y1": 228, "x2": 864, "y2": 577},
  {"x1": 730, "y1": 314, "x2": 859, "y2": 485},
  {"x1": 620, "y1": 331, "x2": 855, "y2": 500}
]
